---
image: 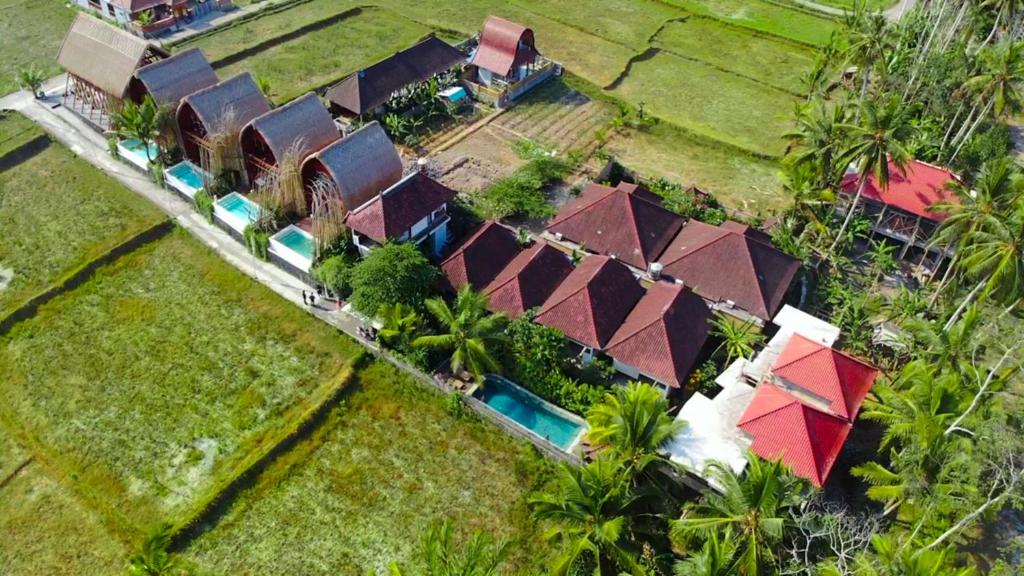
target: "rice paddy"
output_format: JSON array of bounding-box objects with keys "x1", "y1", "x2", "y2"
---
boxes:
[{"x1": 0, "y1": 0, "x2": 75, "y2": 96}]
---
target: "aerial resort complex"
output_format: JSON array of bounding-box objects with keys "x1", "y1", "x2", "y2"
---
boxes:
[{"x1": 2, "y1": 1, "x2": 1023, "y2": 574}]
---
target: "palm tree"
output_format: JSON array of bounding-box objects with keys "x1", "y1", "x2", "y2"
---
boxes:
[
  {"x1": 530, "y1": 457, "x2": 643, "y2": 576},
  {"x1": 980, "y1": 0, "x2": 1024, "y2": 45},
  {"x1": 840, "y1": 534, "x2": 974, "y2": 576},
  {"x1": 15, "y1": 65, "x2": 45, "y2": 99},
  {"x1": 673, "y1": 530, "x2": 738, "y2": 576},
  {"x1": 709, "y1": 313, "x2": 764, "y2": 364},
  {"x1": 110, "y1": 95, "x2": 163, "y2": 163},
  {"x1": 829, "y1": 97, "x2": 913, "y2": 255},
  {"x1": 901, "y1": 306, "x2": 981, "y2": 376},
  {"x1": 377, "y1": 302, "x2": 422, "y2": 351},
  {"x1": 586, "y1": 382, "x2": 685, "y2": 488},
  {"x1": 128, "y1": 524, "x2": 179, "y2": 576},
  {"x1": 949, "y1": 39, "x2": 1024, "y2": 163},
  {"x1": 783, "y1": 98, "x2": 849, "y2": 191},
  {"x1": 948, "y1": 198, "x2": 1024, "y2": 323},
  {"x1": 671, "y1": 455, "x2": 803, "y2": 576},
  {"x1": 842, "y1": 9, "x2": 891, "y2": 100},
  {"x1": 413, "y1": 286, "x2": 508, "y2": 381},
  {"x1": 387, "y1": 518, "x2": 510, "y2": 576}
]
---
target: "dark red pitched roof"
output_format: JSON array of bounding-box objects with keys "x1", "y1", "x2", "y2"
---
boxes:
[
  {"x1": 535, "y1": 255, "x2": 644, "y2": 349},
  {"x1": 440, "y1": 221, "x2": 521, "y2": 293},
  {"x1": 659, "y1": 220, "x2": 799, "y2": 321},
  {"x1": 840, "y1": 159, "x2": 960, "y2": 221},
  {"x1": 546, "y1": 182, "x2": 682, "y2": 270},
  {"x1": 470, "y1": 16, "x2": 537, "y2": 77},
  {"x1": 738, "y1": 385, "x2": 852, "y2": 487},
  {"x1": 345, "y1": 172, "x2": 457, "y2": 242},
  {"x1": 483, "y1": 242, "x2": 573, "y2": 317},
  {"x1": 772, "y1": 334, "x2": 878, "y2": 421},
  {"x1": 604, "y1": 281, "x2": 711, "y2": 388}
]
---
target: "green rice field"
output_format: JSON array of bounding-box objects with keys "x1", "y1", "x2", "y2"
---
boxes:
[{"x1": 0, "y1": 0, "x2": 75, "y2": 96}]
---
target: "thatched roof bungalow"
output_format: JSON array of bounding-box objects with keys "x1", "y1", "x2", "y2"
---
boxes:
[
  {"x1": 239, "y1": 92, "x2": 339, "y2": 185},
  {"x1": 470, "y1": 16, "x2": 538, "y2": 81},
  {"x1": 129, "y1": 48, "x2": 217, "y2": 107},
  {"x1": 176, "y1": 72, "x2": 270, "y2": 172},
  {"x1": 300, "y1": 121, "x2": 402, "y2": 213}
]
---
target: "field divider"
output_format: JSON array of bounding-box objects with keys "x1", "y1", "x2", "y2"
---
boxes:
[
  {"x1": 0, "y1": 134, "x2": 51, "y2": 171},
  {"x1": 0, "y1": 219, "x2": 174, "y2": 336},
  {"x1": 168, "y1": 353, "x2": 368, "y2": 550}
]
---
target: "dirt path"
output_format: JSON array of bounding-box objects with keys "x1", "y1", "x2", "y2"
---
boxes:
[{"x1": 788, "y1": 0, "x2": 916, "y2": 21}]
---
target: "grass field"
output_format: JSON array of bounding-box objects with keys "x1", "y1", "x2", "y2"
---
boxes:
[
  {"x1": 0, "y1": 115, "x2": 166, "y2": 318},
  {"x1": 183, "y1": 360, "x2": 554, "y2": 575},
  {"x1": 0, "y1": 230, "x2": 363, "y2": 535},
  {"x1": 0, "y1": 428, "x2": 127, "y2": 576},
  {"x1": 0, "y1": 0, "x2": 75, "y2": 96},
  {"x1": 663, "y1": 0, "x2": 839, "y2": 46},
  {"x1": 0, "y1": 109, "x2": 44, "y2": 156},
  {"x1": 653, "y1": 17, "x2": 815, "y2": 95}
]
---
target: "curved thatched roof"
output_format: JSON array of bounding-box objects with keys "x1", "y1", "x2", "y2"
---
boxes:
[
  {"x1": 302, "y1": 121, "x2": 402, "y2": 211},
  {"x1": 57, "y1": 13, "x2": 168, "y2": 98},
  {"x1": 133, "y1": 48, "x2": 217, "y2": 105},
  {"x1": 178, "y1": 72, "x2": 270, "y2": 134},
  {"x1": 470, "y1": 16, "x2": 537, "y2": 77},
  {"x1": 242, "y1": 92, "x2": 338, "y2": 163}
]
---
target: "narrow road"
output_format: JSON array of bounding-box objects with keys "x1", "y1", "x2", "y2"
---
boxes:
[{"x1": 788, "y1": 0, "x2": 917, "y2": 22}]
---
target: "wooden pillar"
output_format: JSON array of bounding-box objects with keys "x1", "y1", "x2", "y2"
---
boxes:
[{"x1": 898, "y1": 215, "x2": 922, "y2": 260}]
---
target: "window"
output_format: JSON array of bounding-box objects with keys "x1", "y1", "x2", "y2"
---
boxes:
[{"x1": 107, "y1": 3, "x2": 116, "y2": 17}]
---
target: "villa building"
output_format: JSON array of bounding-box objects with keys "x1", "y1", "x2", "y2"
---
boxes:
[
  {"x1": 838, "y1": 159, "x2": 961, "y2": 264},
  {"x1": 440, "y1": 221, "x2": 523, "y2": 293},
  {"x1": 129, "y1": 48, "x2": 217, "y2": 108},
  {"x1": 239, "y1": 93, "x2": 339, "y2": 187},
  {"x1": 464, "y1": 16, "x2": 558, "y2": 107},
  {"x1": 483, "y1": 242, "x2": 574, "y2": 318},
  {"x1": 74, "y1": 0, "x2": 233, "y2": 37},
  {"x1": 344, "y1": 171, "x2": 457, "y2": 257},
  {"x1": 58, "y1": 14, "x2": 169, "y2": 127}
]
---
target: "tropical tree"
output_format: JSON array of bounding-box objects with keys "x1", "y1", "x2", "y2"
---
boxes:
[
  {"x1": 842, "y1": 9, "x2": 892, "y2": 100},
  {"x1": 413, "y1": 286, "x2": 508, "y2": 380},
  {"x1": 671, "y1": 455, "x2": 804, "y2": 576},
  {"x1": 980, "y1": 0, "x2": 1024, "y2": 45},
  {"x1": 673, "y1": 530, "x2": 738, "y2": 576},
  {"x1": 128, "y1": 524, "x2": 180, "y2": 576},
  {"x1": 838, "y1": 534, "x2": 975, "y2": 576},
  {"x1": 110, "y1": 95, "x2": 164, "y2": 163},
  {"x1": 709, "y1": 313, "x2": 764, "y2": 364},
  {"x1": 387, "y1": 518, "x2": 510, "y2": 576},
  {"x1": 377, "y1": 302, "x2": 423, "y2": 351},
  {"x1": 530, "y1": 457, "x2": 643, "y2": 576},
  {"x1": 867, "y1": 238, "x2": 899, "y2": 287},
  {"x1": 949, "y1": 39, "x2": 1024, "y2": 163},
  {"x1": 783, "y1": 98, "x2": 849, "y2": 191},
  {"x1": 15, "y1": 65, "x2": 45, "y2": 98},
  {"x1": 830, "y1": 97, "x2": 914, "y2": 255},
  {"x1": 348, "y1": 242, "x2": 439, "y2": 316}
]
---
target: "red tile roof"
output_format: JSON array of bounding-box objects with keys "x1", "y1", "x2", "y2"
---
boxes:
[
  {"x1": 535, "y1": 255, "x2": 644, "y2": 349},
  {"x1": 345, "y1": 172, "x2": 456, "y2": 242},
  {"x1": 659, "y1": 220, "x2": 799, "y2": 321},
  {"x1": 605, "y1": 281, "x2": 711, "y2": 388},
  {"x1": 840, "y1": 159, "x2": 960, "y2": 222},
  {"x1": 484, "y1": 241, "x2": 573, "y2": 317},
  {"x1": 440, "y1": 221, "x2": 521, "y2": 293},
  {"x1": 772, "y1": 334, "x2": 878, "y2": 421},
  {"x1": 738, "y1": 385, "x2": 852, "y2": 487},
  {"x1": 547, "y1": 182, "x2": 682, "y2": 270},
  {"x1": 470, "y1": 16, "x2": 538, "y2": 77}
]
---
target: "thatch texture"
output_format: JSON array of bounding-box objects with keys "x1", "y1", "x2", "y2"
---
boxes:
[
  {"x1": 133, "y1": 48, "x2": 217, "y2": 105},
  {"x1": 301, "y1": 121, "x2": 402, "y2": 212},
  {"x1": 243, "y1": 93, "x2": 339, "y2": 164},
  {"x1": 57, "y1": 13, "x2": 168, "y2": 97},
  {"x1": 178, "y1": 72, "x2": 270, "y2": 134}
]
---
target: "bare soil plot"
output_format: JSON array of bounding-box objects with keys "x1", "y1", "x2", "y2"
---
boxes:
[
  {"x1": 492, "y1": 80, "x2": 613, "y2": 155},
  {"x1": 433, "y1": 125, "x2": 525, "y2": 193}
]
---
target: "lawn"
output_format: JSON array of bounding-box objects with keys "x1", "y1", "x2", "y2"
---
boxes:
[
  {"x1": 609, "y1": 49, "x2": 796, "y2": 157},
  {"x1": 182, "y1": 360, "x2": 555, "y2": 576},
  {"x1": 0, "y1": 230, "x2": 363, "y2": 537},
  {"x1": 0, "y1": 428, "x2": 127, "y2": 576},
  {"x1": 211, "y1": 7, "x2": 433, "y2": 104},
  {"x1": 0, "y1": 0, "x2": 75, "y2": 96},
  {"x1": 653, "y1": 16, "x2": 816, "y2": 95},
  {"x1": 0, "y1": 108, "x2": 44, "y2": 156},
  {"x1": 509, "y1": 0, "x2": 683, "y2": 51},
  {"x1": 0, "y1": 115, "x2": 166, "y2": 318},
  {"x1": 810, "y1": 0, "x2": 897, "y2": 9},
  {"x1": 662, "y1": 0, "x2": 839, "y2": 46}
]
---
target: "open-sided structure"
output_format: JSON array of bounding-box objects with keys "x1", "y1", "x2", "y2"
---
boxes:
[
  {"x1": 129, "y1": 47, "x2": 217, "y2": 107},
  {"x1": 345, "y1": 172, "x2": 457, "y2": 257},
  {"x1": 240, "y1": 93, "x2": 339, "y2": 186},
  {"x1": 300, "y1": 121, "x2": 403, "y2": 213},
  {"x1": 464, "y1": 16, "x2": 556, "y2": 106},
  {"x1": 58, "y1": 14, "x2": 169, "y2": 126}
]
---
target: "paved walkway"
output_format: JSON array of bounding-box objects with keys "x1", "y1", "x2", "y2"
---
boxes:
[{"x1": 789, "y1": 0, "x2": 916, "y2": 21}]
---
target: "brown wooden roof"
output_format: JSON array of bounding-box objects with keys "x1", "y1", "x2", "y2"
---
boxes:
[
  {"x1": 133, "y1": 48, "x2": 217, "y2": 105},
  {"x1": 57, "y1": 14, "x2": 169, "y2": 98},
  {"x1": 177, "y1": 72, "x2": 270, "y2": 135},
  {"x1": 301, "y1": 121, "x2": 402, "y2": 212},
  {"x1": 242, "y1": 93, "x2": 339, "y2": 164}
]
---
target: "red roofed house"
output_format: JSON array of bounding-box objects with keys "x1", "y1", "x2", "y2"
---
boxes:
[
  {"x1": 840, "y1": 159, "x2": 961, "y2": 262},
  {"x1": 345, "y1": 171, "x2": 457, "y2": 257},
  {"x1": 73, "y1": 0, "x2": 232, "y2": 37},
  {"x1": 440, "y1": 221, "x2": 522, "y2": 293},
  {"x1": 604, "y1": 281, "x2": 712, "y2": 394},
  {"x1": 465, "y1": 16, "x2": 558, "y2": 107},
  {"x1": 659, "y1": 220, "x2": 800, "y2": 323},
  {"x1": 535, "y1": 255, "x2": 644, "y2": 357},
  {"x1": 483, "y1": 241, "x2": 573, "y2": 318},
  {"x1": 770, "y1": 334, "x2": 878, "y2": 421},
  {"x1": 737, "y1": 385, "x2": 852, "y2": 487},
  {"x1": 546, "y1": 182, "x2": 683, "y2": 272}
]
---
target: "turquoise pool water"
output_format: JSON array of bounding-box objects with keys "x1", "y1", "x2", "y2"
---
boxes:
[
  {"x1": 476, "y1": 376, "x2": 584, "y2": 450},
  {"x1": 219, "y1": 193, "x2": 260, "y2": 223},
  {"x1": 168, "y1": 162, "x2": 204, "y2": 191},
  {"x1": 120, "y1": 138, "x2": 159, "y2": 160},
  {"x1": 276, "y1": 227, "x2": 315, "y2": 260}
]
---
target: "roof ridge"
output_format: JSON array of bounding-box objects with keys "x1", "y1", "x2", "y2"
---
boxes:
[
  {"x1": 547, "y1": 184, "x2": 618, "y2": 228},
  {"x1": 659, "y1": 223, "x2": 729, "y2": 265},
  {"x1": 739, "y1": 233, "x2": 770, "y2": 315},
  {"x1": 624, "y1": 190, "x2": 645, "y2": 261}
]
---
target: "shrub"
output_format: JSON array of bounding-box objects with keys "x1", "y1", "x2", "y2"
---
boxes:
[
  {"x1": 107, "y1": 136, "x2": 119, "y2": 158},
  {"x1": 311, "y1": 254, "x2": 356, "y2": 298},
  {"x1": 475, "y1": 142, "x2": 570, "y2": 220},
  {"x1": 243, "y1": 225, "x2": 270, "y2": 260},
  {"x1": 687, "y1": 359, "x2": 719, "y2": 396},
  {"x1": 149, "y1": 161, "x2": 165, "y2": 187},
  {"x1": 445, "y1": 391, "x2": 470, "y2": 419},
  {"x1": 194, "y1": 190, "x2": 215, "y2": 223},
  {"x1": 348, "y1": 242, "x2": 439, "y2": 316}
]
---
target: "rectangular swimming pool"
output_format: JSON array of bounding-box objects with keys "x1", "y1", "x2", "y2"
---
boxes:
[
  {"x1": 269, "y1": 225, "x2": 316, "y2": 272},
  {"x1": 165, "y1": 160, "x2": 207, "y2": 198},
  {"x1": 117, "y1": 138, "x2": 160, "y2": 171},
  {"x1": 475, "y1": 375, "x2": 586, "y2": 451},
  {"x1": 214, "y1": 192, "x2": 262, "y2": 233}
]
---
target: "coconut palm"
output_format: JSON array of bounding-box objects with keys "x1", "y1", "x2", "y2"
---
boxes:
[
  {"x1": 387, "y1": 518, "x2": 510, "y2": 576},
  {"x1": 839, "y1": 534, "x2": 974, "y2": 576},
  {"x1": 530, "y1": 457, "x2": 643, "y2": 576},
  {"x1": 377, "y1": 302, "x2": 423, "y2": 351},
  {"x1": 948, "y1": 197, "x2": 1024, "y2": 322},
  {"x1": 15, "y1": 65, "x2": 45, "y2": 98},
  {"x1": 413, "y1": 286, "x2": 508, "y2": 381},
  {"x1": 586, "y1": 382, "x2": 685, "y2": 487},
  {"x1": 842, "y1": 9, "x2": 891, "y2": 100},
  {"x1": 783, "y1": 98, "x2": 849, "y2": 190},
  {"x1": 127, "y1": 524, "x2": 179, "y2": 576},
  {"x1": 110, "y1": 95, "x2": 163, "y2": 163},
  {"x1": 673, "y1": 530, "x2": 738, "y2": 576},
  {"x1": 829, "y1": 97, "x2": 914, "y2": 255},
  {"x1": 949, "y1": 39, "x2": 1024, "y2": 163},
  {"x1": 980, "y1": 0, "x2": 1024, "y2": 45},
  {"x1": 902, "y1": 306, "x2": 982, "y2": 376},
  {"x1": 709, "y1": 313, "x2": 764, "y2": 364},
  {"x1": 671, "y1": 455, "x2": 803, "y2": 576}
]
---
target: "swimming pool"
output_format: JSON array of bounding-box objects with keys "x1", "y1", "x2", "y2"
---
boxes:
[
  {"x1": 214, "y1": 192, "x2": 262, "y2": 233},
  {"x1": 165, "y1": 160, "x2": 207, "y2": 198},
  {"x1": 117, "y1": 138, "x2": 159, "y2": 170},
  {"x1": 475, "y1": 375, "x2": 586, "y2": 451},
  {"x1": 269, "y1": 225, "x2": 316, "y2": 272}
]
